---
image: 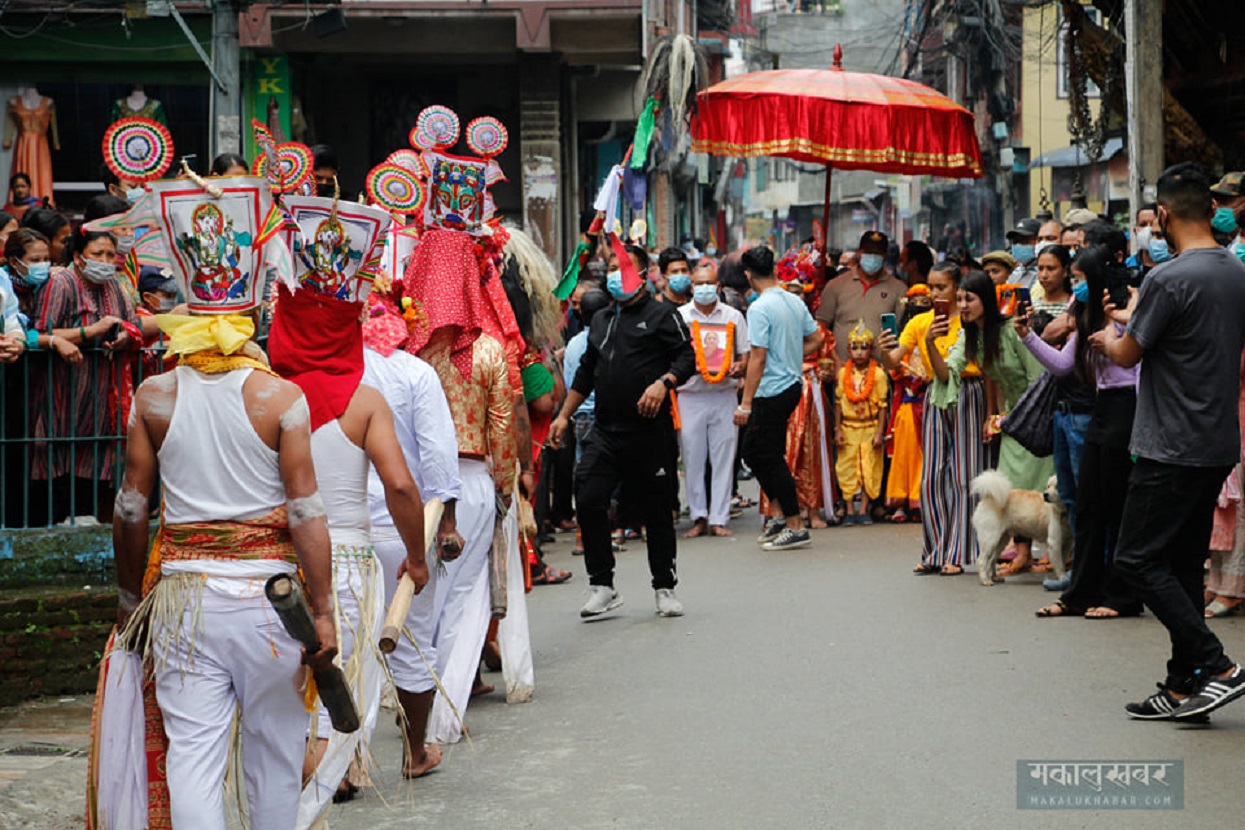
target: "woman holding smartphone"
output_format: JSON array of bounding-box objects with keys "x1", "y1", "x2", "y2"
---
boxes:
[
  {"x1": 1018, "y1": 247, "x2": 1142, "y2": 617},
  {"x1": 879, "y1": 262, "x2": 986, "y2": 575},
  {"x1": 927, "y1": 271, "x2": 1054, "y2": 574}
]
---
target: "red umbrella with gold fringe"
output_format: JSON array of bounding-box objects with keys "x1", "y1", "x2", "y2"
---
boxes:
[{"x1": 691, "y1": 45, "x2": 984, "y2": 251}]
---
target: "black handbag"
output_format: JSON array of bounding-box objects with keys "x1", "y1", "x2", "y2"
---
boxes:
[{"x1": 999, "y1": 371, "x2": 1056, "y2": 457}]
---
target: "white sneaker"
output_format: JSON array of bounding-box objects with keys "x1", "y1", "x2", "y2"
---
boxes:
[
  {"x1": 580, "y1": 585, "x2": 624, "y2": 618},
  {"x1": 655, "y1": 588, "x2": 684, "y2": 617}
]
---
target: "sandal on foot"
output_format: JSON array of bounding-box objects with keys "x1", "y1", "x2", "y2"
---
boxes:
[
  {"x1": 996, "y1": 560, "x2": 1031, "y2": 577},
  {"x1": 889, "y1": 510, "x2": 909, "y2": 523},
  {"x1": 1036, "y1": 600, "x2": 1084, "y2": 618},
  {"x1": 532, "y1": 566, "x2": 572, "y2": 585},
  {"x1": 939, "y1": 563, "x2": 964, "y2": 576},
  {"x1": 1031, "y1": 560, "x2": 1052, "y2": 573},
  {"x1": 913, "y1": 563, "x2": 939, "y2": 575},
  {"x1": 1205, "y1": 599, "x2": 1242, "y2": 618}
]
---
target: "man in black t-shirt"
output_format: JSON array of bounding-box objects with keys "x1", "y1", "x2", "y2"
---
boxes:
[{"x1": 1097, "y1": 162, "x2": 1245, "y2": 721}]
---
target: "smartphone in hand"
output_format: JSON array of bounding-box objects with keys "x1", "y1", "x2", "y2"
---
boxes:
[
  {"x1": 933, "y1": 298, "x2": 950, "y2": 318},
  {"x1": 1014, "y1": 286, "x2": 1031, "y2": 309},
  {"x1": 880, "y1": 313, "x2": 898, "y2": 340}
]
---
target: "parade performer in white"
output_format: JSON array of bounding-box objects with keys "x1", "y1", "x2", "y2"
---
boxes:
[
  {"x1": 111, "y1": 176, "x2": 337, "y2": 830},
  {"x1": 267, "y1": 194, "x2": 430, "y2": 822},
  {"x1": 361, "y1": 303, "x2": 464, "y2": 776}
]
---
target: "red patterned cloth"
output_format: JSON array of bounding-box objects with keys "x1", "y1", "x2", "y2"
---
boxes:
[
  {"x1": 267, "y1": 283, "x2": 364, "y2": 431},
  {"x1": 362, "y1": 309, "x2": 408, "y2": 357},
  {"x1": 402, "y1": 227, "x2": 525, "y2": 387}
]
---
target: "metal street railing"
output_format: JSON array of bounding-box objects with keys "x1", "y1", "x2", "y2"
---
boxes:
[{"x1": 0, "y1": 345, "x2": 169, "y2": 529}]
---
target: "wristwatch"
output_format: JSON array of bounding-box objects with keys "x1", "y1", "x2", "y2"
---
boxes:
[{"x1": 661, "y1": 376, "x2": 676, "y2": 390}]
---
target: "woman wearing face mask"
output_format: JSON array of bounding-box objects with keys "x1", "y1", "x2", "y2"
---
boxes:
[
  {"x1": 2, "y1": 228, "x2": 79, "y2": 362},
  {"x1": 879, "y1": 262, "x2": 986, "y2": 575},
  {"x1": 928, "y1": 271, "x2": 1054, "y2": 577},
  {"x1": 32, "y1": 229, "x2": 142, "y2": 523},
  {"x1": 1018, "y1": 247, "x2": 1143, "y2": 618},
  {"x1": 1014, "y1": 244, "x2": 1092, "y2": 580}
]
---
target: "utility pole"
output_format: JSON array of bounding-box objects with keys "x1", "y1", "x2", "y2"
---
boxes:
[
  {"x1": 1125, "y1": 0, "x2": 1163, "y2": 243},
  {"x1": 210, "y1": 0, "x2": 242, "y2": 159}
]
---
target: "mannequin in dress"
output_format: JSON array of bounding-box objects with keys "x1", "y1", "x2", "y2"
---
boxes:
[
  {"x1": 111, "y1": 85, "x2": 167, "y2": 125},
  {"x1": 3, "y1": 86, "x2": 60, "y2": 206}
]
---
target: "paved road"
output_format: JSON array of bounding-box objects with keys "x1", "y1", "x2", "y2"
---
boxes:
[{"x1": 4, "y1": 505, "x2": 1245, "y2": 829}]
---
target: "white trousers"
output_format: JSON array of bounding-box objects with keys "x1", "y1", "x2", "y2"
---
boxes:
[
  {"x1": 428, "y1": 459, "x2": 494, "y2": 744},
  {"x1": 153, "y1": 577, "x2": 307, "y2": 830},
  {"x1": 678, "y1": 390, "x2": 740, "y2": 526},
  {"x1": 496, "y1": 503, "x2": 535, "y2": 703},
  {"x1": 299, "y1": 549, "x2": 385, "y2": 830},
  {"x1": 373, "y1": 529, "x2": 440, "y2": 694}
]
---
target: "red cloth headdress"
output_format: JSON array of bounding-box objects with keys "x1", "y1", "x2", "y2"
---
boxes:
[{"x1": 267, "y1": 283, "x2": 365, "y2": 431}]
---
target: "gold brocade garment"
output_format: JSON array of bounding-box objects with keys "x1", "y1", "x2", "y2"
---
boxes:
[{"x1": 421, "y1": 334, "x2": 517, "y2": 495}]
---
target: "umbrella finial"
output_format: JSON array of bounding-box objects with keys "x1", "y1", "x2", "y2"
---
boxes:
[{"x1": 832, "y1": 43, "x2": 843, "y2": 69}]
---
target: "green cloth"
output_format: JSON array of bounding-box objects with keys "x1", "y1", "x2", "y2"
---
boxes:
[
  {"x1": 521, "y1": 362, "x2": 555, "y2": 403},
  {"x1": 630, "y1": 98, "x2": 659, "y2": 170},
  {"x1": 931, "y1": 321, "x2": 1054, "y2": 491},
  {"x1": 554, "y1": 239, "x2": 591, "y2": 300}
]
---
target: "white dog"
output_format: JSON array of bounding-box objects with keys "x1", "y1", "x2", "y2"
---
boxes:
[{"x1": 970, "y1": 471, "x2": 1070, "y2": 587}]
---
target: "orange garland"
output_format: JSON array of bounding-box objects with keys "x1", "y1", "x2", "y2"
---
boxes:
[
  {"x1": 840, "y1": 359, "x2": 879, "y2": 404},
  {"x1": 690, "y1": 320, "x2": 735, "y2": 384}
]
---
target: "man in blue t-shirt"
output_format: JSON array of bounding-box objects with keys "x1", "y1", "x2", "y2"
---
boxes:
[{"x1": 734, "y1": 245, "x2": 823, "y2": 551}]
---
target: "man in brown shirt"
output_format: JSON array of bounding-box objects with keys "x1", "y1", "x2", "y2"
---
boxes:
[{"x1": 815, "y1": 230, "x2": 907, "y2": 362}]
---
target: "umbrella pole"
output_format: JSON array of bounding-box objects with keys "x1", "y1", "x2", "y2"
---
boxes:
[{"x1": 821, "y1": 163, "x2": 833, "y2": 268}]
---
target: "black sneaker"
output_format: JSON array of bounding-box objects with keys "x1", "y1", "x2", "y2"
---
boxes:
[
  {"x1": 762, "y1": 527, "x2": 811, "y2": 551},
  {"x1": 1124, "y1": 684, "x2": 1185, "y2": 720},
  {"x1": 1173, "y1": 665, "x2": 1245, "y2": 720},
  {"x1": 756, "y1": 519, "x2": 784, "y2": 545}
]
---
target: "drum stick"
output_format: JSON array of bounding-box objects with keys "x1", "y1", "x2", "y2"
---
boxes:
[
  {"x1": 264, "y1": 574, "x2": 360, "y2": 733},
  {"x1": 378, "y1": 498, "x2": 444, "y2": 653}
]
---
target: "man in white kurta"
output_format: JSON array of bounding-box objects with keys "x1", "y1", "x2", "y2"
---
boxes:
[
  {"x1": 677, "y1": 267, "x2": 749, "y2": 537},
  {"x1": 362, "y1": 315, "x2": 463, "y2": 776}
]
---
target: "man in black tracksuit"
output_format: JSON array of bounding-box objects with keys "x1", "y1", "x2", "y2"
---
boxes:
[{"x1": 550, "y1": 246, "x2": 696, "y2": 619}]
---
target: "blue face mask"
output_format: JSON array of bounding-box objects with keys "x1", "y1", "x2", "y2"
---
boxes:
[
  {"x1": 1212, "y1": 206, "x2": 1238, "y2": 234},
  {"x1": 1071, "y1": 280, "x2": 1090, "y2": 303},
  {"x1": 1148, "y1": 238, "x2": 1173, "y2": 264},
  {"x1": 667, "y1": 274, "x2": 691, "y2": 294},
  {"x1": 1233, "y1": 242, "x2": 1245, "y2": 265},
  {"x1": 606, "y1": 270, "x2": 639, "y2": 302},
  {"x1": 747, "y1": 290, "x2": 759, "y2": 303},
  {"x1": 859, "y1": 253, "x2": 884, "y2": 275},
  {"x1": 1011, "y1": 244, "x2": 1035, "y2": 264},
  {"x1": 125, "y1": 187, "x2": 145, "y2": 204},
  {"x1": 16, "y1": 260, "x2": 50, "y2": 287},
  {"x1": 692, "y1": 283, "x2": 718, "y2": 305}
]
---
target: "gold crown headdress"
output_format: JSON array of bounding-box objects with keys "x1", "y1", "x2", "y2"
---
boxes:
[{"x1": 848, "y1": 319, "x2": 875, "y2": 346}]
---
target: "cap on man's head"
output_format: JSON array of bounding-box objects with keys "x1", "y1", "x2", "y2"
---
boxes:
[
  {"x1": 1005, "y1": 218, "x2": 1041, "y2": 240},
  {"x1": 858, "y1": 229, "x2": 888, "y2": 249},
  {"x1": 980, "y1": 250, "x2": 1018, "y2": 270},
  {"x1": 138, "y1": 266, "x2": 177, "y2": 296},
  {"x1": 1062, "y1": 208, "x2": 1098, "y2": 226},
  {"x1": 1210, "y1": 171, "x2": 1245, "y2": 199}
]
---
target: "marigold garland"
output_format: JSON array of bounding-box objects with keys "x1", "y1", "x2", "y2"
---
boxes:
[
  {"x1": 840, "y1": 359, "x2": 879, "y2": 404},
  {"x1": 690, "y1": 320, "x2": 734, "y2": 383}
]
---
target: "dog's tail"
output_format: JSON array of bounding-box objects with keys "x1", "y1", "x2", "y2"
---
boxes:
[{"x1": 970, "y1": 470, "x2": 1013, "y2": 505}]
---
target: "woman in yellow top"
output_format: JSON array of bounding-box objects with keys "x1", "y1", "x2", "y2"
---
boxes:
[{"x1": 879, "y1": 262, "x2": 986, "y2": 575}]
